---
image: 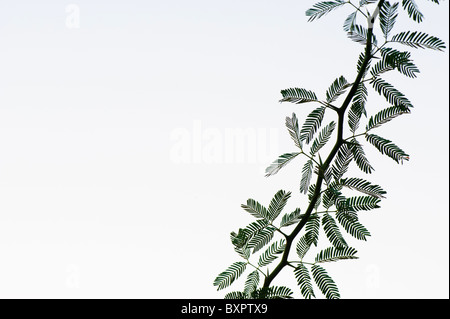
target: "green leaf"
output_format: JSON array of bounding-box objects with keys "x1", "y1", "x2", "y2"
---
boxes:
[
  {"x1": 390, "y1": 31, "x2": 446, "y2": 51},
  {"x1": 322, "y1": 184, "x2": 345, "y2": 210},
  {"x1": 300, "y1": 159, "x2": 314, "y2": 195},
  {"x1": 253, "y1": 286, "x2": 294, "y2": 299},
  {"x1": 371, "y1": 48, "x2": 420, "y2": 78},
  {"x1": 232, "y1": 220, "x2": 270, "y2": 257},
  {"x1": 286, "y1": 113, "x2": 303, "y2": 149},
  {"x1": 243, "y1": 270, "x2": 260, "y2": 297},
  {"x1": 348, "y1": 24, "x2": 377, "y2": 46},
  {"x1": 366, "y1": 134, "x2": 410, "y2": 164},
  {"x1": 296, "y1": 232, "x2": 314, "y2": 260},
  {"x1": 241, "y1": 199, "x2": 269, "y2": 220},
  {"x1": 308, "y1": 184, "x2": 322, "y2": 210},
  {"x1": 401, "y1": 0, "x2": 423, "y2": 23},
  {"x1": 366, "y1": 105, "x2": 410, "y2": 131},
  {"x1": 341, "y1": 196, "x2": 382, "y2": 212},
  {"x1": 322, "y1": 213, "x2": 348, "y2": 248},
  {"x1": 294, "y1": 263, "x2": 316, "y2": 299},
  {"x1": 349, "y1": 138, "x2": 374, "y2": 174},
  {"x1": 268, "y1": 190, "x2": 291, "y2": 222},
  {"x1": 248, "y1": 226, "x2": 276, "y2": 253},
  {"x1": 306, "y1": 1, "x2": 346, "y2": 22},
  {"x1": 265, "y1": 152, "x2": 301, "y2": 177},
  {"x1": 310, "y1": 121, "x2": 336, "y2": 156},
  {"x1": 315, "y1": 246, "x2": 358, "y2": 263},
  {"x1": 213, "y1": 262, "x2": 247, "y2": 291},
  {"x1": 338, "y1": 177, "x2": 387, "y2": 198},
  {"x1": 224, "y1": 291, "x2": 248, "y2": 299},
  {"x1": 356, "y1": 51, "x2": 372, "y2": 78},
  {"x1": 231, "y1": 220, "x2": 274, "y2": 259},
  {"x1": 343, "y1": 11, "x2": 357, "y2": 32},
  {"x1": 280, "y1": 208, "x2": 303, "y2": 228},
  {"x1": 326, "y1": 76, "x2": 350, "y2": 103},
  {"x1": 311, "y1": 264, "x2": 340, "y2": 299},
  {"x1": 336, "y1": 211, "x2": 371, "y2": 240},
  {"x1": 380, "y1": 1, "x2": 399, "y2": 39},
  {"x1": 348, "y1": 83, "x2": 368, "y2": 133},
  {"x1": 300, "y1": 107, "x2": 326, "y2": 144},
  {"x1": 306, "y1": 213, "x2": 321, "y2": 246},
  {"x1": 331, "y1": 144, "x2": 353, "y2": 181},
  {"x1": 280, "y1": 88, "x2": 318, "y2": 104},
  {"x1": 370, "y1": 77, "x2": 413, "y2": 110},
  {"x1": 258, "y1": 239, "x2": 286, "y2": 267}
]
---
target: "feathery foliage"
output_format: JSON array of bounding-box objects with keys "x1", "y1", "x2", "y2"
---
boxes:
[
  {"x1": 311, "y1": 265, "x2": 340, "y2": 299},
  {"x1": 300, "y1": 107, "x2": 326, "y2": 144},
  {"x1": 280, "y1": 88, "x2": 318, "y2": 104},
  {"x1": 294, "y1": 263, "x2": 315, "y2": 299},
  {"x1": 215, "y1": 0, "x2": 445, "y2": 299},
  {"x1": 380, "y1": 1, "x2": 399, "y2": 39},
  {"x1": 390, "y1": 31, "x2": 446, "y2": 50},
  {"x1": 306, "y1": 1, "x2": 346, "y2": 22}
]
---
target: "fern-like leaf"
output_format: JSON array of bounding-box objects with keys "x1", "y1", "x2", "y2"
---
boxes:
[
  {"x1": 326, "y1": 76, "x2": 351, "y2": 103},
  {"x1": 366, "y1": 134, "x2": 410, "y2": 163},
  {"x1": 366, "y1": 105, "x2": 410, "y2": 131},
  {"x1": 300, "y1": 107, "x2": 326, "y2": 144},
  {"x1": 241, "y1": 199, "x2": 269, "y2": 220},
  {"x1": 286, "y1": 113, "x2": 302, "y2": 149},
  {"x1": 380, "y1": 1, "x2": 399, "y2": 39},
  {"x1": 214, "y1": 262, "x2": 247, "y2": 291},
  {"x1": 306, "y1": 213, "x2": 321, "y2": 246},
  {"x1": 348, "y1": 82, "x2": 368, "y2": 133},
  {"x1": 232, "y1": 219, "x2": 269, "y2": 253},
  {"x1": 224, "y1": 291, "x2": 248, "y2": 299},
  {"x1": 322, "y1": 213, "x2": 348, "y2": 248},
  {"x1": 349, "y1": 138, "x2": 374, "y2": 174},
  {"x1": 338, "y1": 177, "x2": 387, "y2": 198},
  {"x1": 253, "y1": 286, "x2": 294, "y2": 299},
  {"x1": 371, "y1": 48, "x2": 420, "y2": 78},
  {"x1": 300, "y1": 159, "x2": 314, "y2": 194},
  {"x1": 342, "y1": 196, "x2": 382, "y2": 212},
  {"x1": 310, "y1": 121, "x2": 336, "y2": 156},
  {"x1": 268, "y1": 190, "x2": 291, "y2": 222},
  {"x1": 371, "y1": 77, "x2": 413, "y2": 110},
  {"x1": 315, "y1": 246, "x2": 358, "y2": 263},
  {"x1": 343, "y1": 11, "x2": 357, "y2": 32},
  {"x1": 294, "y1": 263, "x2": 315, "y2": 299},
  {"x1": 401, "y1": 0, "x2": 423, "y2": 23},
  {"x1": 336, "y1": 211, "x2": 371, "y2": 240},
  {"x1": 248, "y1": 226, "x2": 276, "y2": 253},
  {"x1": 243, "y1": 270, "x2": 260, "y2": 297},
  {"x1": 390, "y1": 31, "x2": 446, "y2": 51},
  {"x1": 356, "y1": 51, "x2": 372, "y2": 78},
  {"x1": 348, "y1": 24, "x2": 377, "y2": 46},
  {"x1": 265, "y1": 152, "x2": 300, "y2": 177},
  {"x1": 306, "y1": 1, "x2": 346, "y2": 22},
  {"x1": 258, "y1": 239, "x2": 286, "y2": 267},
  {"x1": 311, "y1": 264, "x2": 340, "y2": 299},
  {"x1": 280, "y1": 208, "x2": 303, "y2": 228},
  {"x1": 280, "y1": 88, "x2": 318, "y2": 104},
  {"x1": 331, "y1": 144, "x2": 353, "y2": 181},
  {"x1": 296, "y1": 232, "x2": 314, "y2": 260}
]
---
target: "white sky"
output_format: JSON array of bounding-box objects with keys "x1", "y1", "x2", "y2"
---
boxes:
[{"x1": 0, "y1": 0, "x2": 448, "y2": 298}]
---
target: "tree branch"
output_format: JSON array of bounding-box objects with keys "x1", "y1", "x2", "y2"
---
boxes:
[{"x1": 262, "y1": 0, "x2": 384, "y2": 289}]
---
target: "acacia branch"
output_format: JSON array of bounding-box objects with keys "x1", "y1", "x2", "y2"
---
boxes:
[{"x1": 262, "y1": 0, "x2": 385, "y2": 289}]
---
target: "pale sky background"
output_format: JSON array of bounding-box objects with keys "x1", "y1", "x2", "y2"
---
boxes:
[{"x1": 0, "y1": 0, "x2": 448, "y2": 298}]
